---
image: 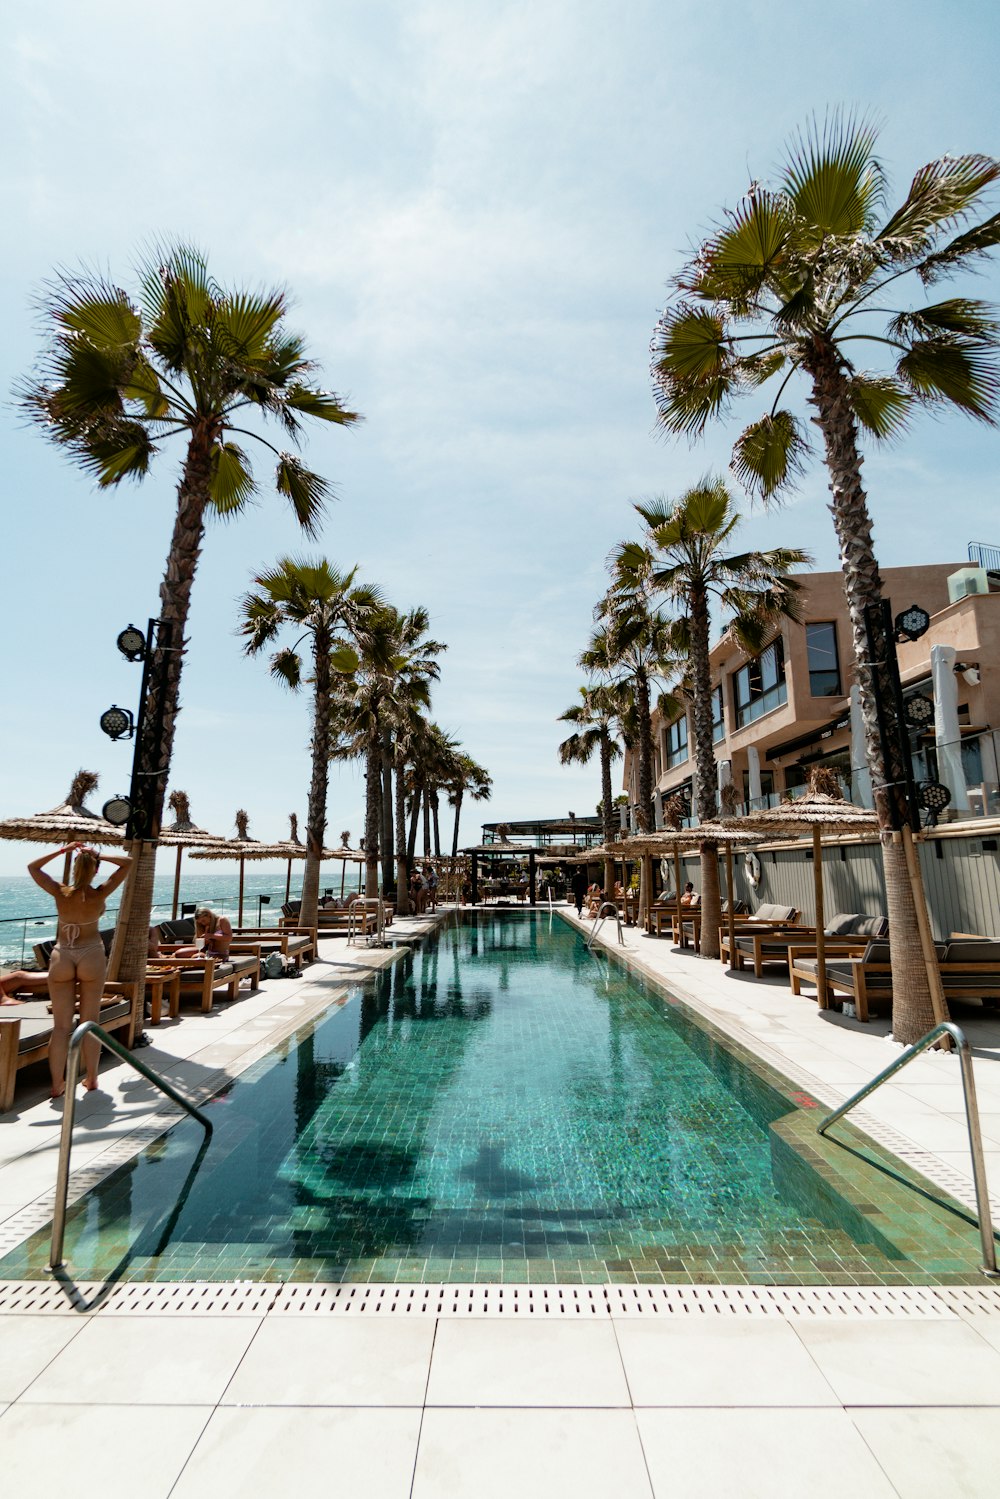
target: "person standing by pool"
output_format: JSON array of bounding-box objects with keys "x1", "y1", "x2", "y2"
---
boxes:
[
  {"x1": 570, "y1": 868, "x2": 588, "y2": 916},
  {"x1": 27, "y1": 842, "x2": 133, "y2": 1097}
]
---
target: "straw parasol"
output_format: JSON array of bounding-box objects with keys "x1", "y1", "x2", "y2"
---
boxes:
[
  {"x1": 159, "y1": 791, "x2": 226, "y2": 918},
  {"x1": 739, "y1": 767, "x2": 880, "y2": 1004},
  {"x1": 608, "y1": 821, "x2": 767, "y2": 962},
  {"x1": 0, "y1": 770, "x2": 125, "y2": 881},
  {"x1": 189, "y1": 810, "x2": 275, "y2": 924}
]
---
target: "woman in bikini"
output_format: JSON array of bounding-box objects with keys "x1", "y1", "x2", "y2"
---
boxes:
[
  {"x1": 170, "y1": 907, "x2": 232, "y2": 960},
  {"x1": 27, "y1": 842, "x2": 133, "y2": 1097}
]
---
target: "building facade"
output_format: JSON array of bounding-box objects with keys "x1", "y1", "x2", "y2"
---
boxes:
[{"x1": 624, "y1": 561, "x2": 1000, "y2": 827}]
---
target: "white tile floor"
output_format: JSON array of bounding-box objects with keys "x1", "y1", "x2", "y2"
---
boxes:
[{"x1": 2, "y1": 906, "x2": 1000, "y2": 1497}]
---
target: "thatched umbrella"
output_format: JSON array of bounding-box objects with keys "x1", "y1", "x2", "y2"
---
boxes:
[
  {"x1": 159, "y1": 791, "x2": 226, "y2": 918},
  {"x1": 739, "y1": 767, "x2": 880, "y2": 1007},
  {"x1": 0, "y1": 770, "x2": 125, "y2": 882},
  {"x1": 608, "y1": 821, "x2": 767, "y2": 964},
  {"x1": 189, "y1": 809, "x2": 277, "y2": 925},
  {"x1": 322, "y1": 834, "x2": 366, "y2": 899}
]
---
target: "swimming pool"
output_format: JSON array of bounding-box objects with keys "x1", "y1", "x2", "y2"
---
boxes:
[{"x1": 0, "y1": 912, "x2": 986, "y2": 1284}]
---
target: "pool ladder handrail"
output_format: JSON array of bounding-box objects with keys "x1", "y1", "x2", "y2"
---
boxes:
[
  {"x1": 50, "y1": 1020, "x2": 213, "y2": 1270},
  {"x1": 349, "y1": 896, "x2": 386, "y2": 947},
  {"x1": 817, "y1": 1021, "x2": 998, "y2": 1278},
  {"x1": 587, "y1": 900, "x2": 625, "y2": 949}
]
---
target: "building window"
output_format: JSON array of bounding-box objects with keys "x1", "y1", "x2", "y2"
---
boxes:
[
  {"x1": 733, "y1": 638, "x2": 787, "y2": 728},
  {"x1": 712, "y1": 685, "x2": 725, "y2": 743},
  {"x1": 742, "y1": 768, "x2": 775, "y2": 810},
  {"x1": 806, "y1": 622, "x2": 841, "y2": 697},
  {"x1": 665, "y1": 714, "x2": 689, "y2": 768}
]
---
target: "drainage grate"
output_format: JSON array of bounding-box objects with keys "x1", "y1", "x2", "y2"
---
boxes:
[{"x1": 1, "y1": 1280, "x2": 998, "y2": 1318}]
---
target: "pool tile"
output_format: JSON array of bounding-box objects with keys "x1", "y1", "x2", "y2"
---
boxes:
[
  {"x1": 794, "y1": 1319, "x2": 1000, "y2": 1406},
  {"x1": 638, "y1": 1408, "x2": 898, "y2": 1498},
  {"x1": 0, "y1": 1403, "x2": 209, "y2": 1499},
  {"x1": 173, "y1": 1406, "x2": 422, "y2": 1499},
  {"x1": 23, "y1": 1315, "x2": 261, "y2": 1406},
  {"x1": 426, "y1": 1320, "x2": 631, "y2": 1407},
  {"x1": 616, "y1": 1318, "x2": 839, "y2": 1407},
  {"x1": 222, "y1": 1316, "x2": 434, "y2": 1406},
  {"x1": 850, "y1": 1407, "x2": 1000, "y2": 1498},
  {"x1": 413, "y1": 1408, "x2": 652, "y2": 1499},
  {"x1": 0, "y1": 1314, "x2": 88, "y2": 1402}
]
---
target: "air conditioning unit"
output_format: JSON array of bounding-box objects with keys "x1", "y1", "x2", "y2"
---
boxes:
[{"x1": 947, "y1": 566, "x2": 989, "y2": 603}]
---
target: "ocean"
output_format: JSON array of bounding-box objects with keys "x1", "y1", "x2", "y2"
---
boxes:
[{"x1": 0, "y1": 859, "x2": 365, "y2": 968}]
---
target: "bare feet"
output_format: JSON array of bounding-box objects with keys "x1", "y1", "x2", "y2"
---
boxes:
[
  {"x1": 50, "y1": 1085, "x2": 65, "y2": 1099},
  {"x1": 1, "y1": 996, "x2": 25, "y2": 1006},
  {"x1": 83, "y1": 1078, "x2": 99, "y2": 1092}
]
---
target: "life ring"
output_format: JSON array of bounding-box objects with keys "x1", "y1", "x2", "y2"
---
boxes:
[{"x1": 745, "y1": 852, "x2": 762, "y2": 889}]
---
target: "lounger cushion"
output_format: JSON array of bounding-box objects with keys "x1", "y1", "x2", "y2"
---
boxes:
[
  {"x1": 750, "y1": 903, "x2": 796, "y2": 923},
  {"x1": 824, "y1": 913, "x2": 889, "y2": 938},
  {"x1": 943, "y1": 940, "x2": 1000, "y2": 964},
  {"x1": 5, "y1": 998, "x2": 132, "y2": 1054}
]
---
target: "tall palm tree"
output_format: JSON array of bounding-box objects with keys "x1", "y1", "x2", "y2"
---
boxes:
[
  {"x1": 628, "y1": 478, "x2": 808, "y2": 957},
  {"x1": 447, "y1": 753, "x2": 493, "y2": 859},
  {"x1": 649, "y1": 115, "x2": 1000, "y2": 1036},
  {"x1": 20, "y1": 244, "x2": 360, "y2": 987},
  {"x1": 238, "y1": 558, "x2": 381, "y2": 930},
  {"x1": 558, "y1": 683, "x2": 625, "y2": 889}
]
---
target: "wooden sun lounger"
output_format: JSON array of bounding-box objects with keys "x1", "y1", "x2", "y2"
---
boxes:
[{"x1": 0, "y1": 984, "x2": 142, "y2": 1113}]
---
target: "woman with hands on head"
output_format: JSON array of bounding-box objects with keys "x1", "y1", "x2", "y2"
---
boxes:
[{"x1": 27, "y1": 842, "x2": 133, "y2": 1097}]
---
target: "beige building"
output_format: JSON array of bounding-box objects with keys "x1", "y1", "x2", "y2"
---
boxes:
[{"x1": 625, "y1": 561, "x2": 1000, "y2": 827}]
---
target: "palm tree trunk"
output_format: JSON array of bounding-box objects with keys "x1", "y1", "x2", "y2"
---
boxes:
[
  {"x1": 364, "y1": 739, "x2": 380, "y2": 898},
  {"x1": 300, "y1": 622, "x2": 332, "y2": 932},
  {"x1": 380, "y1": 725, "x2": 394, "y2": 893},
  {"x1": 110, "y1": 427, "x2": 214, "y2": 993},
  {"x1": 805, "y1": 337, "x2": 937, "y2": 1042},
  {"x1": 451, "y1": 787, "x2": 464, "y2": 859},
  {"x1": 431, "y1": 791, "x2": 441, "y2": 856},
  {"x1": 600, "y1": 728, "x2": 615, "y2": 897},
  {"x1": 634, "y1": 669, "x2": 654, "y2": 920},
  {"x1": 407, "y1": 778, "x2": 423, "y2": 865},
  {"x1": 422, "y1": 789, "x2": 432, "y2": 858},
  {"x1": 394, "y1": 748, "x2": 410, "y2": 914},
  {"x1": 690, "y1": 586, "x2": 722, "y2": 959}
]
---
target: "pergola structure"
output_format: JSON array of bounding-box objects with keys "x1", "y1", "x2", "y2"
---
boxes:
[{"x1": 462, "y1": 840, "x2": 598, "y2": 905}]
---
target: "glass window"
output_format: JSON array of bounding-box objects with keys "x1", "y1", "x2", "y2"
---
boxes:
[
  {"x1": 806, "y1": 622, "x2": 841, "y2": 697},
  {"x1": 742, "y1": 769, "x2": 774, "y2": 810},
  {"x1": 732, "y1": 638, "x2": 787, "y2": 727},
  {"x1": 665, "y1": 714, "x2": 688, "y2": 768},
  {"x1": 712, "y1": 685, "x2": 725, "y2": 743}
]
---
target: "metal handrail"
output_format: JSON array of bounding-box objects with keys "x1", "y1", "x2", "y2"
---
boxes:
[
  {"x1": 349, "y1": 896, "x2": 386, "y2": 946},
  {"x1": 587, "y1": 900, "x2": 625, "y2": 949},
  {"x1": 817, "y1": 1021, "x2": 998, "y2": 1277},
  {"x1": 50, "y1": 1020, "x2": 212, "y2": 1270}
]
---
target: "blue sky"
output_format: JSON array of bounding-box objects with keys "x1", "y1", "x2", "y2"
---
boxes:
[{"x1": 1, "y1": 0, "x2": 998, "y2": 873}]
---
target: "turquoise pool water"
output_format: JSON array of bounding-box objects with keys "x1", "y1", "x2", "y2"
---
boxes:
[{"x1": 0, "y1": 913, "x2": 984, "y2": 1283}]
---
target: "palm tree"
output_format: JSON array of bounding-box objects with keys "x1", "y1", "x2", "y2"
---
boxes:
[
  {"x1": 629, "y1": 478, "x2": 808, "y2": 957},
  {"x1": 558, "y1": 683, "x2": 624, "y2": 889},
  {"x1": 238, "y1": 558, "x2": 381, "y2": 930},
  {"x1": 20, "y1": 244, "x2": 360, "y2": 988},
  {"x1": 447, "y1": 753, "x2": 493, "y2": 860},
  {"x1": 649, "y1": 115, "x2": 1000, "y2": 1037}
]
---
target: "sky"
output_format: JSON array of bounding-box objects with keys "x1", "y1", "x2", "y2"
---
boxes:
[{"x1": 1, "y1": 0, "x2": 998, "y2": 874}]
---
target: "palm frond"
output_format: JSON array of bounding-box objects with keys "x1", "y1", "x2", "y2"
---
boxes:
[
  {"x1": 897, "y1": 337, "x2": 1000, "y2": 420},
  {"x1": 238, "y1": 592, "x2": 281, "y2": 653},
  {"x1": 917, "y1": 209, "x2": 1000, "y2": 283},
  {"x1": 269, "y1": 648, "x2": 302, "y2": 690},
  {"x1": 79, "y1": 420, "x2": 156, "y2": 486},
  {"x1": 878, "y1": 154, "x2": 1000, "y2": 259},
  {"x1": 730, "y1": 410, "x2": 809, "y2": 500},
  {"x1": 215, "y1": 289, "x2": 288, "y2": 360},
  {"x1": 275, "y1": 455, "x2": 330, "y2": 536},
  {"x1": 780, "y1": 112, "x2": 885, "y2": 239},
  {"x1": 847, "y1": 374, "x2": 914, "y2": 439},
  {"x1": 209, "y1": 441, "x2": 257, "y2": 515},
  {"x1": 284, "y1": 383, "x2": 361, "y2": 426},
  {"x1": 48, "y1": 281, "x2": 142, "y2": 350},
  {"x1": 700, "y1": 190, "x2": 795, "y2": 303},
  {"x1": 888, "y1": 298, "x2": 1000, "y2": 346},
  {"x1": 330, "y1": 643, "x2": 360, "y2": 676}
]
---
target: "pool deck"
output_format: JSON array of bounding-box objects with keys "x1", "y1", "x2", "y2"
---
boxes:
[{"x1": 1, "y1": 904, "x2": 1000, "y2": 1497}]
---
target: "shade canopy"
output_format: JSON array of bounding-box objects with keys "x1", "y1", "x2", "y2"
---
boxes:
[
  {"x1": 0, "y1": 770, "x2": 126, "y2": 847},
  {"x1": 159, "y1": 790, "x2": 224, "y2": 849},
  {"x1": 608, "y1": 821, "x2": 767, "y2": 855},
  {"x1": 739, "y1": 790, "x2": 879, "y2": 837}
]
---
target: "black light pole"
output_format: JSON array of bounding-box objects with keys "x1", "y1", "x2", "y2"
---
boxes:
[
  {"x1": 257, "y1": 894, "x2": 271, "y2": 926},
  {"x1": 100, "y1": 618, "x2": 175, "y2": 841}
]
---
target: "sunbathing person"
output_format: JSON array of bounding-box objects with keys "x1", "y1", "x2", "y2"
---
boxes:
[
  {"x1": 169, "y1": 907, "x2": 232, "y2": 960},
  {"x1": 27, "y1": 842, "x2": 132, "y2": 1097},
  {"x1": 679, "y1": 882, "x2": 698, "y2": 907},
  {"x1": 0, "y1": 969, "x2": 50, "y2": 1004}
]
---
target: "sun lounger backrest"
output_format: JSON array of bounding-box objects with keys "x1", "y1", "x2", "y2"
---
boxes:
[
  {"x1": 943, "y1": 939, "x2": 1000, "y2": 964},
  {"x1": 753, "y1": 903, "x2": 796, "y2": 922},
  {"x1": 824, "y1": 913, "x2": 888, "y2": 938}
]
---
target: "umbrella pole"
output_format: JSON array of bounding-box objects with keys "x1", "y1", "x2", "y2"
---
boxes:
[
  {"x1": 673, "y1": 847, "x2": 681, "y2": 905},
  {"x1": 341, "y1": 861, "x2": 346, "y2": 898},
  {"x1": 238, "y1": 858, "x2": 245, "y2": 927},
  {"x1": 813, "y1": 827, "x2": 828, "y2": 1009},
  {"x1": 285, "y1": 858, "x2": 292, "y2": 905},
  {"x1": 172, "y1": 846, "x2": 183, "y2": 920},
  {"x1": 62, "y1": 851, "x2": 72, "y2": 885},
  {"x1": 725, "y1": 846, "x2": 736, "y2": 971}
]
